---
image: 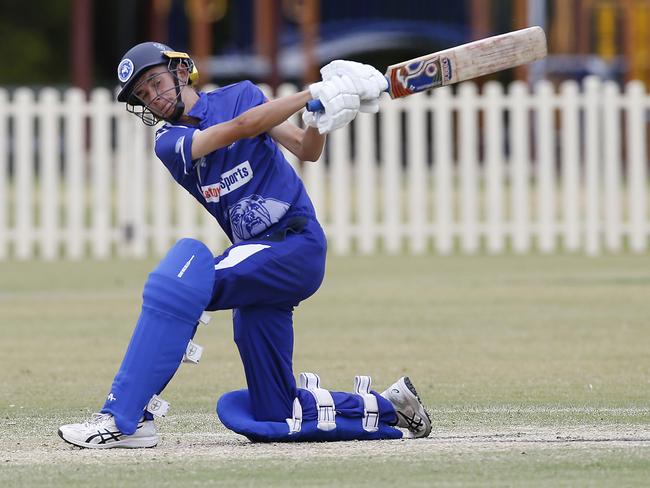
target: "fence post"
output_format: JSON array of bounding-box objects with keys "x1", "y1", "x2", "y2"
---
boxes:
[
  {"x1": 509, "y1": 81, "x2": 532, "y2": 253},
  {"x1": 484, "y1": 81, "x2": 506, "y2": 254},
  {"x1": 39, "y1": 88, "x2": 61, "y2": 261},
  {"x1": 405, "y1": 94, "x2": 428, "y2": 254},
  {"x1": 433, "y1": 87, "x2": 453, "y2": 254},
  {"x1": 380, "y1": 96, "x2": 402, "y2": 254},
  {"x1": 356, "y1": 111, "x2": 377, "y2": 254},
  {"x1": 458, "y1": 83, "x2": 479, "y2": 254},
  {"x1": 330, "y1": 119, "x2": 352, "y2": 254},
  {"x1": 583, "y1": 76, "x2": 602, "y2": 256},
  {"x1": 560, "y1": 80, "x2": 581, "y2": 252},
  {"x1": 90, "y1": 89, "x2": 112, "y2": 259},
  {"x1": 535, "y1": 80, "x2": 557, "y2": 253},
  {"x1": 14, "y1": 89, "x2": 35, "y2": 260},
  {"x1": 303, "y1": 148, "x2": 326, "y2": 224},
  {"x1": 602, "y1": 81, "x2": 623, "y2": 252},
  {"x1": 626, "y1": 81, "x2": 648, "y2": 253},
  {"x1": 63, "y1": 88, "x2": 86, "y2": 259}
]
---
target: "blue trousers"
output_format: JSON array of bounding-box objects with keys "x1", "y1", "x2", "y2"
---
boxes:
[{"x1": 103, "y1": 215, "x2": 398, "y2": 436}]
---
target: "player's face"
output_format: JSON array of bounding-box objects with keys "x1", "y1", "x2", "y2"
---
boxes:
[{"x1": 132, "y1": 67, "x2": 179, "y2": 118}]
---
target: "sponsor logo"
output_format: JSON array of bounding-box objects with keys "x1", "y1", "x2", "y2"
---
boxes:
[
  {"x1": 152, "y1": 42, "x2": 169, "y2": 51},
  {"x1": 106, "y1": 393, "x2": 117, "y2": 402},
  {"x1": 201, "y1": 161, "x2": 253, "y2": 203},
  {"x1": 117, "y1": 58, "x2": 134, "y2": 83},
  {"x1": 177, "y1": 255, "x2": 195, "y2": 278}
]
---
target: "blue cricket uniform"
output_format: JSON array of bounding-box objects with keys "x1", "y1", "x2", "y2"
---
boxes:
[{"x1": 102, "y1": 81, "x2": 398, "y2": 440}]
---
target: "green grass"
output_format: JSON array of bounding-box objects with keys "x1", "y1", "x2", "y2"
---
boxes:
[{"x1": 1, "y1": 254, "x2": 650, "y2": 487}]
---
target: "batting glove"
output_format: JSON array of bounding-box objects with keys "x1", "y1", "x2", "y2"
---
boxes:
[
  {"x1": 320, "y1": 60, "x2": 388, "y2": 113},
  {"x1": 307, "y1": 75, "x2": 360, "y2": 134}
]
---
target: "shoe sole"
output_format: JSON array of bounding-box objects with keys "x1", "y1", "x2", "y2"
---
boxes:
[
  {"x1": 58, "y1": 429, "x2": 159, "y2": 449},
  {"x1": 402, "y1": 376, "x2": 432, "y2": 438}
]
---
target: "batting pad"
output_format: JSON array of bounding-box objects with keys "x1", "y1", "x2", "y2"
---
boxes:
[
  {"x1": 217, "y1": 389, "x2": 402, "y2": 442},
  {"x1": 102, "y1": 238, "x2": 215, "y2": 435}
]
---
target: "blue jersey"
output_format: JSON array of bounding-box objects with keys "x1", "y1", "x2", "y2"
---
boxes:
[{"x1": 154, "y1": 81, "x2": 315, "y2": 243}]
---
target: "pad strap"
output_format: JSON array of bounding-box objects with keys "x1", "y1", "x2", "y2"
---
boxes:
[
  {"x1": 285, "y1": 397, "x2": 303, "y2": 434},
  {"x1": 199, "y1": 312, "x2": 211, "y2": 326},
  {"x1": 146, "y1": 394, "x2": 170, "y2": 418},
  {"x1": 299, "y1": 372, "x2": 336, "y2": 431},
  {"x1": 182, "y1": 340, "x2": 203, "y2": 364},
  {"x1": 354, "y1": 375, "x2": 379, "y2": 432}
]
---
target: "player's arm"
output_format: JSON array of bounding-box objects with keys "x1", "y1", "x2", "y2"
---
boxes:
[
  {"x1": 191, "y1": 90, "x2": 312, "y2": 160},
  {"x1": 268, "y1": 122, "x2": 326, "y2": 162}
]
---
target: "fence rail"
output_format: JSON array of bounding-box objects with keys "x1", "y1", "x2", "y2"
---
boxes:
[{"x1": 0, "y1": 78, "x2": 648, "y2": 260}]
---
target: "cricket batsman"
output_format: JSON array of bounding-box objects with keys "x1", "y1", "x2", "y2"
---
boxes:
[{"x1": 58, "y1": 41, "x2": 431, "y2": 447}]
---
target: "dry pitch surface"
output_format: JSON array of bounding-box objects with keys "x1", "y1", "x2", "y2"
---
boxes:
[{"x1": 2, "y1": 254, "x2": 650, "y2": 486}]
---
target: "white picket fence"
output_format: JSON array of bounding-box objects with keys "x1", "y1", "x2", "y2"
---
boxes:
[{"x1": 0, "y1": 77, "x2": 648, "y2": 260}]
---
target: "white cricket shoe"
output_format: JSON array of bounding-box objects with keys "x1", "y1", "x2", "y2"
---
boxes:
[
  {"x1": 381, "y1": 377, "x2": 432, "y2": 438},
  {"x1": 58, "y1": 413, "x2": 159, "y2": 449}
]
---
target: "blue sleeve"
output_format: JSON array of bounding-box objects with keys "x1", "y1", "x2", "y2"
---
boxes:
[{"x1": 154, "y1": 125, "x2": 199, "y2": 179}]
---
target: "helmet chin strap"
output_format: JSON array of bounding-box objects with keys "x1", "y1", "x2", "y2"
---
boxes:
[
  {"x1": 167, "y1": 81, "x2": 185, "y2": 122},
  {"x1": 165, "y1": 65, "x2": 189, "y2": 123}
]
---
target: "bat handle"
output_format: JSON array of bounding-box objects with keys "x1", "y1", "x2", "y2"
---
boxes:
[{"x1": 305, "y1": 99, "x2": 325, "y2": 112}]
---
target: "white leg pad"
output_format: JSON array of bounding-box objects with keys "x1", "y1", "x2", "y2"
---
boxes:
[
  {"x1": 286, "y1": 397, "x2": 303, "y2": 434},
  {"x1": 299, "y1": 372, "x2": 336, "y2": 431},
  {"x1": 147, "y1": 394, "x2": 170, "y2": 418},
  {"x1": 182, "y1": 340, "x2": 203, "y2": 364},
  {"x1": 354, "y1": 375, "x2": 379, "y2": 433}
]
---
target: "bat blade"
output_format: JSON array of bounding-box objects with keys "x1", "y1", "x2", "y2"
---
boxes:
[
  {"x1": 305, "y1": 26, "x2": 547, "y2": 112},
  {"x1": 387, "y1": 26, "x2": 547, "y2": 98}
]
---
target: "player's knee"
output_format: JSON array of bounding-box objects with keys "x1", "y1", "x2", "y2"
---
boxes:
[{"x1": 143, "y1": 238, "x2": 215, "y2": 323}]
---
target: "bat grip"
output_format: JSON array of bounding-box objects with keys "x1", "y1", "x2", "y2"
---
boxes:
[{"x1": 305, "y1": 99, "x2": 325, "y2": 112}]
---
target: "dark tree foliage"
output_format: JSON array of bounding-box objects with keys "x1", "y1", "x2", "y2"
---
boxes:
[{"x1": 1, "y1": 0, "x2": 71, "y2": 86}]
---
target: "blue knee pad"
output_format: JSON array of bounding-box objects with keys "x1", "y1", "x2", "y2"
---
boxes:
[
  {"x1": 217, "y1": 390, "x2": 403, "y2": 442},
  {"x1": 102, "y1": 239, "x2": 214, "y2": 434}
]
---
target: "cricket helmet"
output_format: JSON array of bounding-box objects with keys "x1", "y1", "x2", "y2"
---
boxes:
[{"x1": 116, "y1": 41, "x2": 199, "y2": 104}]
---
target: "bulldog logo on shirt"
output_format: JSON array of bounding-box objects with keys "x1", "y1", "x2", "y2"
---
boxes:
[{"x1": 229, "y1": 194, "x2": 290, "y2": 242}]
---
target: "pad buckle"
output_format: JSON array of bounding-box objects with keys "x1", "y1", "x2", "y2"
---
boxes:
[
  {"x1": 285, "y1": 397, "x2": 303, "y2": 434},
  {"x1": 199, "y1": 312, "x2": 211, "y2": 326},
  {"x1": 182, "y1": 340, "x2": 203, "y2": 364},
  {"x1": 354, "y1": 375, "x2": 379, "y2": 432},
  {"x1": 146, "y1": 394, "x2": 170, "y2": 418},
  {"x1": 299, "y1": 372, "x2": 336, "y2": 432}
]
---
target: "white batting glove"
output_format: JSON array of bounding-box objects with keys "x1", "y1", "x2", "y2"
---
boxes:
[
  {"x1": 307, "y1": 75, "x2": 360, "y2": 134},
  {"x1": 320, "y1": 60, "x2": 388, "y2": 113}
]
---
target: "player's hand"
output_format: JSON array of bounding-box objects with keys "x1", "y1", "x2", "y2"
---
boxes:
[
  {"x1": 320, "y1": 60, "x2": 388, "y2": 113},
  {"x1": 306, "y1": 75, "x2": 360, "y2": 134}
]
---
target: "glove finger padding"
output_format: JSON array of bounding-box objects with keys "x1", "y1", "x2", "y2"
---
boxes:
[
  {"x1": 302, "y1": 110, "x2": 318, "y2": 129},
  {"x1": 359, "y1": 99, "x2": 380, "y2": 114},
  {"x1": 320, "y1": 60, "x2": 388, "y2": 100},
  {"x1": 308, "y1": 75, "x2": 360, "y2": 134}
]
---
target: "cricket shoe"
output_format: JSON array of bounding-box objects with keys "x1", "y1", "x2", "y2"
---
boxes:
[
  {"x1": 58, "y1": 413, "x2": 158, "y2": 448},
  {"x1": 381, "y1": 377, "x2": 432, "y2": 438}
]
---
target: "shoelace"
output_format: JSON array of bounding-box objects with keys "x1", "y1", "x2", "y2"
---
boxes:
[{"x1": 84, "y1": 413, "x2": 112, "y2": 428}]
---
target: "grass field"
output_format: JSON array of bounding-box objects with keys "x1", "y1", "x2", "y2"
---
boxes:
[{"x1": 1, "y1": 253, "x2": 650, "y2": 487}]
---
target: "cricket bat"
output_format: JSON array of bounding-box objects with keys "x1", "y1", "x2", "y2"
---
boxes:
[{"x1": 305, "y1": 26, "x2": 547, "y2": 112}]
